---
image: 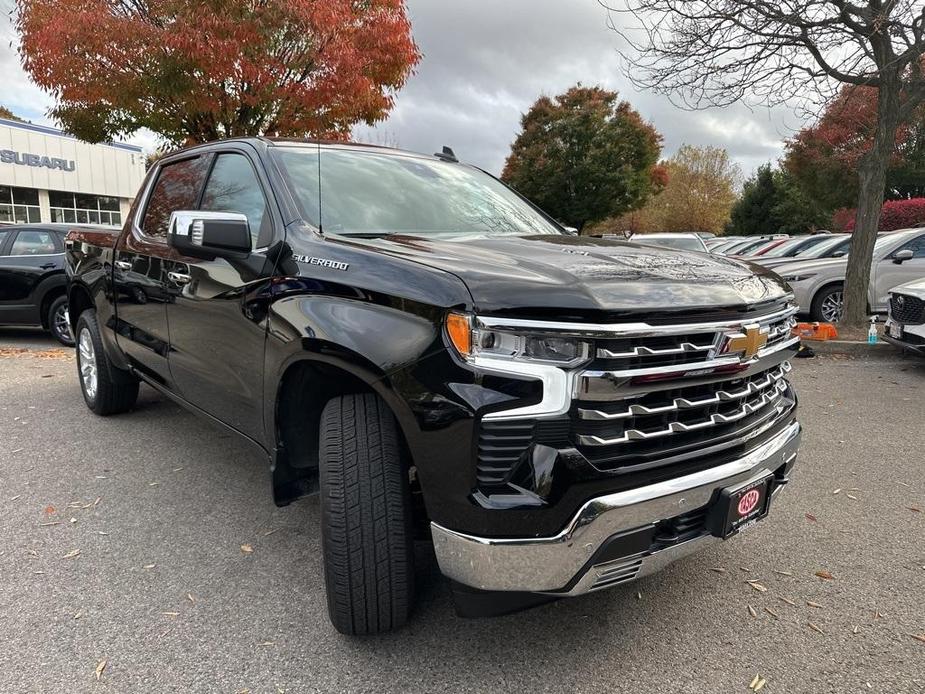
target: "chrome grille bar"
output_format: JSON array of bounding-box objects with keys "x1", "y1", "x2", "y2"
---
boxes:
[
  {"x1": 597, "y1": 340, "x2": 716, "y2": 359},
  {"x1": 577, "y1": 380, "x2": 789, "y2": 447}
]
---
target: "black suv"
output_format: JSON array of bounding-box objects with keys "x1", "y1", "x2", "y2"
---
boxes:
[{"x1": 0, "y1": 223, "x2": 88, "y2": 345}]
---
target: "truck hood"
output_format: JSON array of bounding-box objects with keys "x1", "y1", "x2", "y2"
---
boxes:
[{"x1": 351, "y1": 234, "x2": 790, "y2": 315}]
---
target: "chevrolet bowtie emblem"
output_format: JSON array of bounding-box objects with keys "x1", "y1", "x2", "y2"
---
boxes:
[{"x1": 725, "y1": 325, "x2": 768, "y2": 360}]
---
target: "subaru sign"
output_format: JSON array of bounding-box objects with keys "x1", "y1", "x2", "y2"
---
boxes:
[{"x1": 1, "y1": 149, "x2": 76, "y2": 172}]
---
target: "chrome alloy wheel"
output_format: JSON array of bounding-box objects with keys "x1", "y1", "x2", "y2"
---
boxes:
[
  {"x1": 78, "y1": 328, "x2": 98, "y2": 399},
  {"x1": 820, "y1": 290, "x2": 844, "y2": 323},
  {"x1": 53, "y1": 304, "x2": 72, "y2": 344}
]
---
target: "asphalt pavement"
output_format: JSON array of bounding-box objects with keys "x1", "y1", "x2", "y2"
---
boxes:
[{"x1": 0, "y1": 328, "x2": 923, "y2": 693}]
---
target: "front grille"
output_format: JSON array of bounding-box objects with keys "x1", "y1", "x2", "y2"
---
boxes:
[{"x1": 890, "y1": 293, "x2": 925, "y2": 325}]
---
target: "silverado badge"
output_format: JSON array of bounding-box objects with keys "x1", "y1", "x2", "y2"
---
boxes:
[{"x1": 723, "y1": 325, "x2": 769, "y2": 360}]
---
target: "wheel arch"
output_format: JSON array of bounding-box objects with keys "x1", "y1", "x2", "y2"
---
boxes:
[{"x1": 67, "y1": 282, "x2": 95, "y2": 333}]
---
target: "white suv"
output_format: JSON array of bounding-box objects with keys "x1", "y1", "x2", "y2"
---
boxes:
[
  {"x1": 884, "y1": 278, "x2": 925, "y2": 355},
  {"x1": 774, "y1": 228, "x2": 925, "y2": 322}
]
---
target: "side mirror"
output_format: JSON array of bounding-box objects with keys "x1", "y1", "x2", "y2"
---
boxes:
[
  {"x1": 892, "y1": 248, "x2": 914, "y2": 264},
  {"x1": 831, "y1": 249, "x2": 847, "y2": 258},
  {"x1": 168, "y1": 211, "x2": 251, "y2": 259}
]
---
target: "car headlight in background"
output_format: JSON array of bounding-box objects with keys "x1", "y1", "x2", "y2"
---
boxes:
[
  {"x1": 781, "y1": 273, "x2": 817, "y2": 283},
  {"x1": 445, "y1": 312, "x2": 590, "y2": 367}
]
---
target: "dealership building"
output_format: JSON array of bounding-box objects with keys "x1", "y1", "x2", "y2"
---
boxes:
[{"x1": 0, "y1": 117, "x2": 146, "y2": 227}]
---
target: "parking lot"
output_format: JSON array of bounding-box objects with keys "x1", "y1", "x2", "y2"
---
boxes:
[{"x1": 1, "y1": 329, "x2": 923, "y2": 693}]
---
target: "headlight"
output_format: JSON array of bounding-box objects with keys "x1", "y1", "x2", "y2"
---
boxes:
[
  {"x1": 781, "y1": 273, "x2": 816, "y2": 283},
  {"x1": 445, "y1": 313, "x2": 590, "y2": 367}
]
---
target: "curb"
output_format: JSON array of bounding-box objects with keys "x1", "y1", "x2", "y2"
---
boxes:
[{"x1": 803, "y1": 339, "x2": 899, "y2": 357}]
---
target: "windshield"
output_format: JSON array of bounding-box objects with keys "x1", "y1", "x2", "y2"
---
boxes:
[
  {"x1": 272, "y1": 147, "x2": 564, "y2": 239},
  {"x1": 761, "y1": 237, "x2": 808, "y2": 257},
  {"x1": 804, "y1": 236, "x2": 850, "y2": 258},
  {"x1": 735, "y1": 239, "x2": 774, "y2": 255},
  {"x1": 634, "y1": 236, "x2": 706, "y2": 252}
]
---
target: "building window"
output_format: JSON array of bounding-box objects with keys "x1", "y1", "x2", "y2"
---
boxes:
[
  {"x1": 49, "y1": 191, "x2": 122, "y2": 226},
  {"x1": 0, "y1": 186, "x2": 41, "y2": 224}
]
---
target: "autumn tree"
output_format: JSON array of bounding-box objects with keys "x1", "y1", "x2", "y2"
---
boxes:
[
  {"x1": 501, "y1": 85, "x2": 664, "y2": 232},
  {"x1": 0, "y1": 106, "x2": 25, "y2": 122},
  {"x1": 16, "y1": 0, "x2": 420, "y2": 145},
  {"x1": 604, "y1": 0, "x2": 925, "y2": 328},
  {"x1": 785, "y1": 85, "x2": 925, "y2": 211},
  {"x1": 640, "y1": 145, "x2": 740, "y2": 233},
  {"x1": 728, "y1": 164, "x2": 830, "y2": 236}
]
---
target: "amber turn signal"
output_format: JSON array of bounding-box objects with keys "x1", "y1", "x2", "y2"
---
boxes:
[{"x1": 445, "y1": 312, "x2": 472, "y2": 356}]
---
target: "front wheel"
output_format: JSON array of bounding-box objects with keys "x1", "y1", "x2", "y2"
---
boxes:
[
  {"x1": 319, "y1": 393, "x2": 415, "y2": 635},
  {"x1": 811, "y1": 284, "x2": 844, "y2": 323},
  {"x1": 75, "y1": 310, "x2": 139, "y2": 415},
  {"x1": 47, "y1": 295, "x2": 74, "y2": 346}
]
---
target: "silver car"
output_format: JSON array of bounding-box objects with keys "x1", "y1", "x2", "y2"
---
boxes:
[
  {"x1": 775, "y1": 229, "x2": 925, "y2": 322},
  {"x1": 884, "y1": 277, "x2": 925, "y2": 355}
]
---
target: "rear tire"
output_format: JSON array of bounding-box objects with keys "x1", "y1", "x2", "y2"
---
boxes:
[
  {"x1": 810, "y1": 283, "x2": 844, "y2": 323},
  {"x1": 75, "y1": 309, "x2": 139, "y2": 415},
  {"x1": 319, "y1": 393, "x2": 415, "y2": 635},
  {"x1": 47, "y1": 295, "x2": 74, "y2": 346}
]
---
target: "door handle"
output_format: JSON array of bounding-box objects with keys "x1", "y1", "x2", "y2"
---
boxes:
[
  {"x1": 39, "y1": 262, "x2": 56, "y2": 270},
  {"x1": 114, "y1": 260, "x2": 132, "y2": 271},
  {"x1": 168, "y1": 271, "x2": 191, "y2": 284}
]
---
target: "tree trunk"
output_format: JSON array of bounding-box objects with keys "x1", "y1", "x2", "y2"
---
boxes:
[{"x1": 842, "y1": 80, "x2": 902, "y2": 329}]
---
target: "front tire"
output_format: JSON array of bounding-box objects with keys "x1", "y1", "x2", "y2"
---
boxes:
[
  {"x1": 319, "y1": 393, "x2": 415, "y2": 635},
  {"x1": 75, "y1": 310, "x2": 139, "y2": 415},
  {"x1": 811, "y1": 283, "x2": 844, "y2": 323},
  {"x1": 47, "y1": 295, "x2": 74, "y2": 346}
]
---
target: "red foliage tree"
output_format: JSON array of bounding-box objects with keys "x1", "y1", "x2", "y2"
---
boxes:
[
  {"x1": 784, "y1": 85, "x2": 925, "y2": 211},
  {"x1": 16, "y1": 0, "x2": 420, "y2": 145},
  {"x1": 835, "y1": 198, "x2": 925, "y2": 232}
]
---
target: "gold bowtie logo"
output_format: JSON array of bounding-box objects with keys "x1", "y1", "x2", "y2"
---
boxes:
[{"x1": 725, "y1": 325, "x2": 768, "y2": 360}]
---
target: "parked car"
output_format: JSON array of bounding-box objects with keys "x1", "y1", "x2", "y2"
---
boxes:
[
  {"x1": 884, "y1": 278, "x2": 925, "y2": 355},
  {"x1": 731, "y1": 236, "x2": 791, "y2": 258},
  {"x1": 751, "y1": 234, "x2": 851, "y2": 270},
  {"x1": 65, "y1": 138, "x2": 801, "y2": 634},
  {"x1": 775, "y1": 228, "x2": 925, "y2": 322},
  {"x1": 0, "y1": 223, "x2": 107, "y2": 345},
  {"x1": 630, "y1": 232, "x2": 710, "y2": 253}
]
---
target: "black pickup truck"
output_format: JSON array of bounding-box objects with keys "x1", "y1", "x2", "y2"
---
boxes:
[{"x1": 65, "y1": 138, "x2": 801, "y2": 634}]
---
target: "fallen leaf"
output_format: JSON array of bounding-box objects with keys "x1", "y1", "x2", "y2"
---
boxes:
[
  {"x1": 911, "y1": 634, "x2": 925, "y2": 644},
  {"x1": 258, "y1": 641, "x2": 275, "y2": 647},
  {"x1": 806, "y1": 601, "x2": 823, "y2": 609},
  {"x1": 148, "y1": 482, "x2": 159, "y2": 487},
  {"x1": 779, "y1": 596, "x2": 797, "y2": 607},
  {"x1": 814, "y1": 570, "x2": 834, "y2": 580},
  {"x1": 143, "y1": 564, "x2": 156, "y2": 570},
  {"x1": 764, "y1": 607, "x2": 779, "y2": 619},
  {"x1": 748, "y1": 605, "x2": 757, "y2": 617},
  {"x1": 44, "y1": 505, "x2": 56, "y2": 515},
  {"x1": 10, "y1": 495, "x2": 21, "y2": 501},
  {"x1": 832, "y1": 489, "x2": 841, "y2": 495},
  {"x1": 187, "y1": 593, "x2": 195, "y2": 604},
  {"x1": 846, "y1": 493, "x2": 858, "y2": 500},
  {"x1": 749, "y1": 675, "x2": 760, "y2": 689},
  {"x1": 39, "y1": 521, "x2": 60, "y2": 527},
  {"x1": 754, "y1": 678, "x2": 767, "y2": 692},
  {"x1": 262, "y1": 528, "x2": 281, "y2": 537},
  {"x1": 172, "y1": 467, "x2": 184, "y2": 472},
  {"x1": 907, "y1": 507, "x2": 922, "y2": 513},
  {"x1": 748, "y1": 581, "x2": 768, "y2": 593},
  {"x1": 739, "y1": 566, "x2": 751, "y2": 573},
  {"x1": 710, "y1": 567, "x2": 726, "y2": 574},
  {"x1": 240, "y1": 544, "x2": 254, "y2": 554},
  {"x1": 808, "y1": 622, "x2": 825, "y2": 635},
  {"x1": 636, "y1": 591, "x2": 642, "y2": 600},
  {"x1": 95, "y1": 660, "x2": 106, "y2": 681},
  {"x1": 74, "y1": 611, "x2": 82, "y2": 619},
  {"x1": 853, "y1": 625, "x2": 860, "y2": 634},
  {"x1": 805, "y1": 513, "x2": 817, "y2": 522},
  {"x1": 773, "y1": 569, "x2": 793, "y2": 576},
  {"x1": 97, "y1": 531, "x2": 109, "y2": 536},
  {"x1": 161, "y1": 611, "x2": 179, "y2": 617},
  {"x1": 62, "y1": 549, "x2": 81, "y2": 559}
]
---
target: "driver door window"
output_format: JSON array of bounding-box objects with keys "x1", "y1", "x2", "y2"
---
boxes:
[{"x1": 200, "y1": 153, "x2": 270, "y2": 247}]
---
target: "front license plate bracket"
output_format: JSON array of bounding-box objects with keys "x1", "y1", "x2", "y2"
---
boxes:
[{"x1": 706, "y1": 475, "x2": 774, "y2": 539}]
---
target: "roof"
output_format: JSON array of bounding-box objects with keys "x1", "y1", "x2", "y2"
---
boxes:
[{"x1": 0, "y1": 117, "x2": 143, "y2": 153}]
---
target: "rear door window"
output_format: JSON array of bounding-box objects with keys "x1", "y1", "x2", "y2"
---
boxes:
[
  {"x1": 9, "y1": 230, "x2": 60, "y2": 255},
  {"x1": 140, "y1": 157, "x2": 211, "y2": 240}
]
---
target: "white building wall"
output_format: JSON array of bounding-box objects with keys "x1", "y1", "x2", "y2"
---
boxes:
[{"x1": 0, "y1": 119, "x2": 146, "y2": 199}]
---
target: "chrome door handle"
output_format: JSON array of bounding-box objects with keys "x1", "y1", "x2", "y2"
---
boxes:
[
  {"x1": 114, "y1": 260, "x2": 132, "y2": 271},
  {"x1": 167, "y1": 271, "x2": 191, "y2": 284}
]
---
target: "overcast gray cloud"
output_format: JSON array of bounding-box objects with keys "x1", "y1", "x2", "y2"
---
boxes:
[
  {"x1": 3, "y1": 0, "x2": 806, "y2": 174},
  {"x1": 356, "y1": 0, "x2": 809, "y2": 177}
]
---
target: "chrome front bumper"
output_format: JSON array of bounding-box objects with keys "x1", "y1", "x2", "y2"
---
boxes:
[{"x1": 431, "y1": 421, "x2": 801, "y2": 595}]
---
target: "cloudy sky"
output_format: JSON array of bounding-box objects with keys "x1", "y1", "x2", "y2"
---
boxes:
[{"x1": 2, "y1": 0, "x2": 806, "y2": 177}]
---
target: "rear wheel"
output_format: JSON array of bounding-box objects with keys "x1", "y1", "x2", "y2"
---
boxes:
[
  {"x1": 75, "y1": 310, "x2": 139, "y2": 415},
  {"x1": 319, "y1": 393, "x2": 415, "y2": 635},
  {"x1": 47, "y1": 295, "x2": 74, "y2": 346},
  {"x1": 811, "y1": 284, "x2": 844, "y2": 323}
]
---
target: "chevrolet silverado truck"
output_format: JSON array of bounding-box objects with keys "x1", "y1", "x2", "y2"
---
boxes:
[{"x1": 65, "y1": 138, "x2": 802, "y2": 635}]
